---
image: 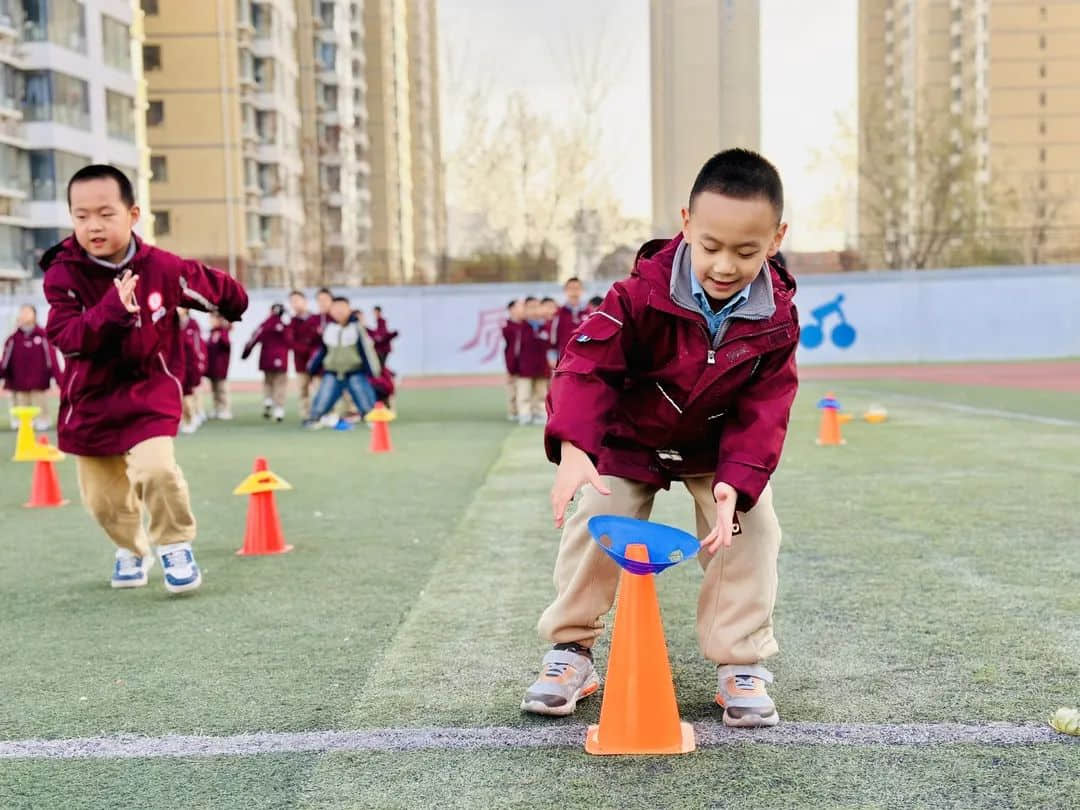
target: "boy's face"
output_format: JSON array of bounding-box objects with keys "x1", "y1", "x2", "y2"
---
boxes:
[
  {"x1": 525, "y1": 300, "x2": 540, "y2": 321},
  {"x1": 542, "y1": 301, "x2": 558, "y2": 320},
  {"x1": 510, "y1": 300, "x2": 525, "y2": 321},
  {"x1": 69, "y1": 178, "x2": 140, "y2": 264},
  {"x1": 564, "y1": 281, "x2": 583, "y2": 306},
  {"x1": 373, "y1": 307, "x2": 382, "y2": 319},
  {"x1": 290, "y1": 293, "x2": 308, "y2": 315},
  {"x1": 316, "y1": 292, "x2": 332, "y2": 313},
  {"x1": 330, "y1": 301, "x2": 351, "y2": 324},
  {"x1": 681, "y1": 192, "x2": 786, "y2": 304},
  {"x1": 17, "y1": 306, "x2": 35, "y2": 327}
]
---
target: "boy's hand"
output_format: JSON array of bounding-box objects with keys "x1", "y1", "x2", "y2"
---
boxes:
[
  {"x1": 114, "y1": 270, "x2": 140, "y2": 314},
  {"x1": 551, "y1": 441, "x2": 611, "y2": 529},
  {"x1": 702, "y1": 482, "x2": 738, "y2": 553}
]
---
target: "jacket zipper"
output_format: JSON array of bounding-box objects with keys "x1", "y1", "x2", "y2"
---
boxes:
[{"x1": 63, "y1": 370, "x2": 80, "y2": 425}]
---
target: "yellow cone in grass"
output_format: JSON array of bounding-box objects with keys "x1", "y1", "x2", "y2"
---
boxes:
[{"x1": 1049, "y1": 707, "x2": 1080, "y2": 735}]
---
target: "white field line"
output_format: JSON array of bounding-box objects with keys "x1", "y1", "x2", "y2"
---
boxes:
[
  {"x1": 847, "y1": 388, "x2": 1080, "y2": 427},
  {"x1": 1, "y1": 722, "x2": 1076, "y2": 760}
]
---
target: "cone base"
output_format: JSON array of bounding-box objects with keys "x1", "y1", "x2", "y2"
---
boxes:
[
  {"x1": 815, "y1": 438, "x2": 846, "y2": 446},
  {"x1": 236, "y1": 544, "x2": 293, "y2": 556},
  {"x1": 584, "y1": 721, "x2": 696, "y2": 756},
  {"x1": 24, "y1": 499, "x2": 68, "y2": 509}
]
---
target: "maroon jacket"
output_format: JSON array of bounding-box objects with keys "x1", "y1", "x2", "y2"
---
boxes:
[
  {"x1": 43, "y1": 235, "x2": 248, "y2": 456},
  {"x1": 287, "y1": 312, "x2": 321, "y2": 374},
  {"x1": 545, "y1": 235, "x2": 799, "y2": 511},
  {"x1": 368, "y1": 316, "x2": 398, "y2": 361},
  {"x1": 242, "y1": 314, "x2": 290, "y2": 373},
  {"x1": 179, "y1": 318, "x2": 206, "y2": 394},
  {"x1": 1, "y1": 325, "x2": 60, "y2": 391},
  {"x1": 502, "y1": 321, "x2": 521, "y2": 375},
  {"x1": 551, "y1": 304, "x2": 587, "y2": 358},
  {"x1": 516, "y1": 320, "x2": 553, "y2": 380},
  {"x1": 206, "y1": 325, "x2": 231, "y2": 381}
]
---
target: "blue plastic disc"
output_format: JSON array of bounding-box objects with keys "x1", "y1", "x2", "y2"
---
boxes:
[{"x1": 587, "y1": 515, "x2": 700, "y2": 575}]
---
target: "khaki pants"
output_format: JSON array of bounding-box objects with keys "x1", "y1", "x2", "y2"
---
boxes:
[
  {"x1": 506, "y1": 374, "x2": 519, "y2": 418},
  {"x1": 263, "y1": 371, "x2": 287, "y2": 408},
  {"x1": 515, "y1": 377, "x2": 549, "y2": 422},
  {"x1": 297, "y1": 372, "x2": 315, "y2": 419},
  {"x1": 210, "y1": 379, "x2": 230, "y2": 414},
  {"x1": 537, "y1": 476, "x2": 782, "y2": 665},
  {"x1": 11, "y1": 390, "x2": 49, "y2": 428},
  {"x1": 74, "y1": 436, "x2": 197, "y2": 557}
]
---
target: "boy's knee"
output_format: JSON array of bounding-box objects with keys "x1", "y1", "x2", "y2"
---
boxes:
[{"x1": 129, "y1": 456, "x2": 181, "y2": 490}]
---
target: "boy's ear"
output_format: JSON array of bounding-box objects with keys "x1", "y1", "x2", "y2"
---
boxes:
[
  {"x1": 680, "y1": 207, "x2": 691, "y2": 240},
  {"x1": 129, "y1": 205, "x2": 141, "y2": 227},
  {"x1": 768, "y1": 223, "x2": 788, "y2": 257}
]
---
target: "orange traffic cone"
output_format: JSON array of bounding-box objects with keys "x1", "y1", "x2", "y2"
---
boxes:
[
  {"x1": 234, "y1": 457, "x2": 293, "y2": 555},
  {"x1": 585, "y1": 543, "x2": 695, "y2": 755},
  {"x1": 24, "y1": 436, "x2": 68, "y2": 508},
  {"x1": 365, "y1": 402, "x2": 395, "y2": 453},
  {"x1": 816, "y1": 392, "x2": 846, "y2": 446}
]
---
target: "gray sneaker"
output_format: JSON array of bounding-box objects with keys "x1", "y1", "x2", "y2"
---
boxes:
[
  {"x1": 715, "y1": 664, "x2": 779, "y2": 727},
  {"x1": 521, "y1": 647, "x2": 600, "y2": 716}
]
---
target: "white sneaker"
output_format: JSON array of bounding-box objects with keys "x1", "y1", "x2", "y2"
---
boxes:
[
  {"x1": 111, "y1": 548, "x2": 154, "y2": 588},
  {"x1": 196, "y1": 411, "x2": 208, "y2": 426},
  {"x1": 272, "y1": 406, "x2": 285, "y2": 422},
  {"x1": 158, "y1": 542, "x2": 202, "y2": 594},
  {"x1": 320, "y1": 412, "x2": 339, "y2": 428},
  {"x1": 33, "y1": 420, "x2": 51, "y2": 432},
  {"x1": 217, "y1": 409, "x2": 233, "y2": 421},
  {"x1": 179, "y1": 421, "x2": 198, "y2": 435}
]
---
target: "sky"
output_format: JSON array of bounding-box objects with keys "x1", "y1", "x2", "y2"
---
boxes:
[{"x1": 438, "y1": 0, "x2": 857, "y2": 252}]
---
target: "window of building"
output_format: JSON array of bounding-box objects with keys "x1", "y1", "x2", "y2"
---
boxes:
[
  {"x1": 1039, "y1": 34, "x2": 1046, "y2": 49},
  {"x1": 318, "y1": 41, "x2": 336, "y2": 71},
  {"x1": 1039, "y1": 91, "x2": 1046, "y2": 107},
  {"x1": 1040, "y1": 6, "x2": 1047, "y2": 22},
  {"x1": 1039, "y1": 174, "x2": 1047, "y2": 191},
  {"x1": 29, "y1": 149, "x2": 89, "y2": 201},
  {"x1": 23, "y1": 70, "x2": 90, "y2": 129},
  {"x1": 106, "y1": 90, "x2": 135, "y2": 142},
  {"x1": 0, "y1": 63, "x2": 22, "y2": 111},
  {"x1": 141, "y1": 0, "x2": 159, "y2": 14},
  {"x1": 102, "y1": 15, "x2": 131, "y2": 71},
  {"x1": 23, "y1": 0, "x2": 87, "y2": 54},
  {"x1": 1039, "y1": 147, "x2": 1046, "y2": 163},
  {"x1": 0, "y1": 142, "x2": 29, "y2": 191},
  {"x1": 1038, "y1": 64, "x2": 1046, "y2": 79},
  {"x1": 1039, "y1": 119, "x2": 1047, "y2": 135},
  {"x1": 150, "y1": 155, "x2": 167, "y2": 182},
  {"x1": 321, "y1": 84, "x2": 337, "y2": 108},
  {"x1": 319, "y1": 2, "x2": 334, "y2": 27},
  {"x1": 146, "y1": 99, "x2": 164, "y2": 126},
  {"x1": 153, "y1": 210, "x2": 170, "y2": 235},
  {"x1": 143, "y1": 44, "x2": 161, "y2": 71}
]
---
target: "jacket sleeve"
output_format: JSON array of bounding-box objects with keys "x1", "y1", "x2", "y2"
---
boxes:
[
  {"x1": 0, "y1": 334, "x2": 12, "y2": 383},
  {"x1": 714, "y1": 339, "x2": 799, "y2": 512},
  {"x1": 177, "y1": 260, "x2": 249, "y2": 322},
  {"x1": 306, "y1": 343, "x2": 326, "y2": 375},
  {"x1": 43, "y1": 272, "x2": 137, "y2": 355},
  {"x1": 543, "y1": 286, "x2": 635, "y2": 465},
  {"x1": 241, "y1": 322, "x2": 264, "y2": 360}
]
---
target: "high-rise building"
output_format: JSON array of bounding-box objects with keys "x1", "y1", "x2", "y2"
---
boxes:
[
  {"x1": 858, "y1": 0, "x2": 1080, "y2": 265},
  {"x1": 143, "y1": 0, "x2": 306, "y2": 287},
  {"x1": 650, "y1": 0, "x2": 761, "y2": 237},
  {"x1": 364, "y1": 0, "x2": 443, "y2": 284},
  {"x1": 0, "y1": 0, "x2": 148, "y2": 286}
]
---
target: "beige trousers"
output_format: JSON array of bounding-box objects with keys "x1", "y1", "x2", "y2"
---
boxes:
[
  {"x1": 296, "y1": 372, "x2": 315, "y2": 419},
  {"x1": 506, "y1": 374, "x2": 519, "y2": 418},
  {"x1": 74, "y1": 436, "x2": 197, "y2": 557},
  {"x1": 11, "y1": 390, "x2": 49, "y2": 427},
  {"x1": 210, "y1": 379, "x2": 230, "y2": 414},
  {"x1": 263, "y1": 371, "x2": 287, "y2": 408},
  {"x1": 538, "y1": 475, "x2": 782, "y2": 665},
  {"x1": 515, "y1": 377, "x2": 549, "y2": 422}
]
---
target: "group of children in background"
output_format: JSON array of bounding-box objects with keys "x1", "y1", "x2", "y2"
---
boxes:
[{"x1": 502, "y1": 277, "x2": 604, "y2": 426}]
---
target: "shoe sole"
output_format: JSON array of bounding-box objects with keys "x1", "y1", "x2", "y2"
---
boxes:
[
  {"x1": 164, "y1": 571, "x2": 203, "y2": 594},
  {"x1": 716, "y1": 697, "x2": 780, "y2": 728},
  {"x1": 520, "y1": 671, "x2": 600, "y2": 717},
  {"x1": 111, "y1": 556, "x2": 154, "y2": 588}
]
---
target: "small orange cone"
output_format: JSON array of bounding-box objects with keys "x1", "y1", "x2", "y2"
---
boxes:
[
  {"x1": 585, "y1": 543, "x2": 695, "y2": 755},
  {"x1": 816, "y1": 392, "x2": 846, "y2": 446},
  {"x1": 365, "y1": 402, "x2": 395, "y2": 454},
  {"x1": 25, "y1": 436, "x2": 68, "y2": 508},
  {"x1": 234, "y1": 457, "x2": 293, "y2": 555}
]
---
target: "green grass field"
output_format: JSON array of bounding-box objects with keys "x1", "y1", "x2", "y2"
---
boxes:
[{"x1": 1, "y1": 375, "x2": 1078, "y2": 809}]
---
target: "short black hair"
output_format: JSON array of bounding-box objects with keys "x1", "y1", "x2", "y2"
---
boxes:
[
  {"x1": 564, "y1": 277, "x2": 582, "y2": 287},
  {"x1": 507, "y1": 299, "x2": 517, "y2": 310},
  {"x1": 374, "y1": 305, "x2": 382, "y2": 312},
  {"x1": 588, "y1": 296, "x2": 603, "y2": 307},
  {"x1": 541, "y1": 296, "x2": 556, "y2": 305},
  {"x1": 524, "y1": 296, "x2": 538, "y2": 304},
  {"x1": 317, "y1": 287, "x2": 333, "y2": 297},
  {"x1": 289, "y1": 289, "x2": 305, "y2": 298},
  {"x1": 689, "y1": 148, "x2": 783, "y2": 222},
  {"x1": 331, "y1": 296, "x2": 350, "y2": 305},
  {"x1": 67, "y1": 164, "x2": 135, "y2": 209}
]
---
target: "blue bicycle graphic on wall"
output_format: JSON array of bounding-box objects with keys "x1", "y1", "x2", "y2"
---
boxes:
[{"x1": 800, "y1": 294, "x2": 858, "y2": 350}]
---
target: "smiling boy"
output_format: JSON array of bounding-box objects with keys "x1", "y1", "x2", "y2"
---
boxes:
[{"x1": 523, "y1": 149, "x2": 799, "y2": 727}]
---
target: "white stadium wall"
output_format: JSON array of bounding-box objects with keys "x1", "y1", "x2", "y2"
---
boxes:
[{"x1": 2, "y1": 265, "x2": 1078, "y2": 381}]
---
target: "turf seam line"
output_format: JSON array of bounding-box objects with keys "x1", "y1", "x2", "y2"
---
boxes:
[
  {"x1": 2, "y1": 722, "x2": 1076, "y2": 759},
  {"x1": 846, "y1": 388, "x2": 1080, "y2": 427}
]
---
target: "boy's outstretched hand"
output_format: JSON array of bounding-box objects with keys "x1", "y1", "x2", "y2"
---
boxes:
[
  {"x1": 551, "y1": 441, "x2": 611, "y2": 528},
  {"x1": 702, "y1": 482, "x2": 738, "y2": 553},
  {"x1": 114, "y1": 270, "x2": 140, "y2": 314}
]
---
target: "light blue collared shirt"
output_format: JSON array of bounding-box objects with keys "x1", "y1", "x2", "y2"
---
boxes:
[{"x1": 690, "y1": 273, "x2": 751, "y2": 338}]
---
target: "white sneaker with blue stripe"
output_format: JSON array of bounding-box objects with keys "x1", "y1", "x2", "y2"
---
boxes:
[
  {"x1": 157, "y1": 542, "x2": 202, "y2": 594},
  {"x1": 111, "y1": 548, "x2": 154, "y2": 588}
]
